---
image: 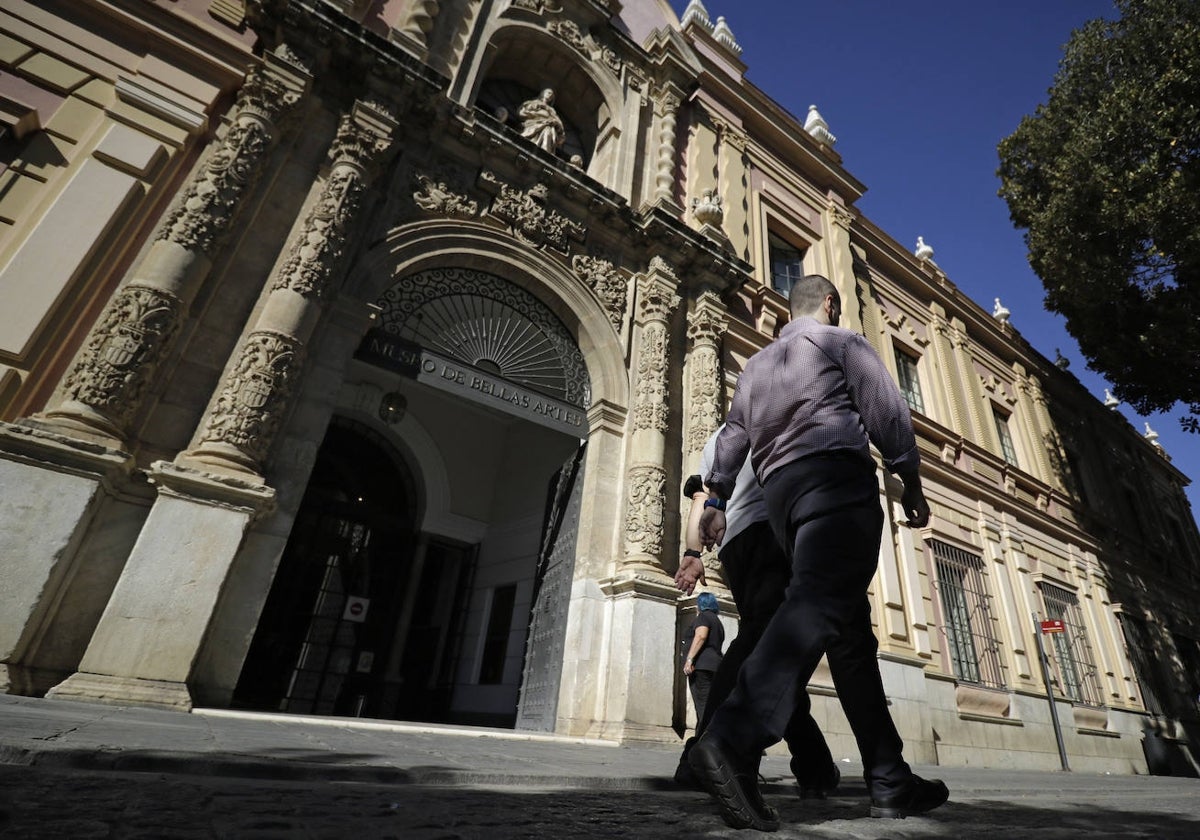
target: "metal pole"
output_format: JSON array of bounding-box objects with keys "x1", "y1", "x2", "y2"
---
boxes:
[{"x1": 1033, "y1": 610, "x2": 1071, "y2": 771}]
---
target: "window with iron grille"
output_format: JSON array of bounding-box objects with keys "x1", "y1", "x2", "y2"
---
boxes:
[
  {"x1": 1116, "y1": 613, "x2": 1165, "y2": 715},
  {"x1": 893, "y1": 347, "x2": 925, "y2": 415},
  {"x1": 929, "y1": 540, "x2": 1005, "y2": 688},
  {"x1": 1038, "y1": 582, "x2": 1103, "y2": 706},
  {"x1": 993, "y1": 407, "x2": 1018, "y2": 466}
]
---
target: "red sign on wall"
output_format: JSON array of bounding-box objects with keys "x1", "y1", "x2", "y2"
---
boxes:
[{"x1": 1040, "y1": 619, "x2": 1066, "y2": 634}]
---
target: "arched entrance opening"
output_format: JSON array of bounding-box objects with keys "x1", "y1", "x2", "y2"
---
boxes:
[
  {"x1": 238, "y1": 265, "x2": 596, "y2": 729},
  {"x1": 233, "y1": 420, "x2": 418, "y2": 718}
]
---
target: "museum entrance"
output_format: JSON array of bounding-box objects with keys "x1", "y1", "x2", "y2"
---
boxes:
[{"x1": 232, "y1": 420, "x2": 429, "y2": 719}]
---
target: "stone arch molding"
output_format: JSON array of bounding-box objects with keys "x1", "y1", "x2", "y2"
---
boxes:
[{"x1": 349, "y1": 220, "x2": 630, "y2": 415}]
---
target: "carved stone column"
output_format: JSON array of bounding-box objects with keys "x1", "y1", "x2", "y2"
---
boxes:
[
  {"x1": 36, "y1": 57, "x2": 308, "y2": 448},
  {"x1": 622, "y1": 257, "x2": 680, "y2": 572},
  {"x1": 684, "y1": 292, "x2": 726, "y2": 461},
  {"x1": 393, "y1": 0, "x2": 441, "y2": 56},
  {"x1": 684, "y1": 291, "x2": 728, "y2": 588},
  {"x1": 651, "y1": 84, "x2": 683, "y2": 207},
  {"x1": 180, "y1": 100, "x2": 396, "y2": 478},
  {"x1": 45, "y1": 100, "x2": 396, "y2": 711}
]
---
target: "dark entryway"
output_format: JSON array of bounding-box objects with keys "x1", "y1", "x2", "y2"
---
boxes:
[{"x1": 233, "y1": 421, "x2": 419, "y2": 718}]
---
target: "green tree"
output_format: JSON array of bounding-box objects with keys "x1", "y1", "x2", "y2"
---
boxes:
[{"x1": 997, "y1": 0, "x2": 1200, "y2": 432}]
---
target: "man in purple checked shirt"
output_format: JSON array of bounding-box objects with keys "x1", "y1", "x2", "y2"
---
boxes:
[{"x1": 680, "y1": 274, "x2": 949, "y2": 831}]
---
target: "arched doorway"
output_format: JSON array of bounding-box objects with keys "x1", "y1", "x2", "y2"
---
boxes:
[{"x1": 233, "y1": 421, "x2": 419, "y2": 718}]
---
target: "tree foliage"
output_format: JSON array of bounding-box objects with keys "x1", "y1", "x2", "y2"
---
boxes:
[{"x1": 997, "y1": 0, "x2": 1200, "y2": 432}]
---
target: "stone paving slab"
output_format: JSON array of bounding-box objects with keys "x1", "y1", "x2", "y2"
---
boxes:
[{"x1": 2, "y1": 695, "x2": 1200, "y2": 837}]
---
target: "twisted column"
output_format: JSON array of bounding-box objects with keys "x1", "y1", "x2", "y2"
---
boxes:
[
  {"x1": 652, "y1": 85, "x2": 682, "y2": 206},
  {"x1": 622, "y1": 258, "x2": 680, "y2": 570},
  {"x1": 180, "y1": 100, "x2": 396, "y2": 478},
  {"x1": 39, "y1": 61, "x2": 308, "y2": 446}
]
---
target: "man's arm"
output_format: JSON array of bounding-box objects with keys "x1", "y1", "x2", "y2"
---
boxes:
[
  {"x1": 843, "y1": 334, "x2": 929, "y2": 527},
  {"x1": 675, "y1": 480, "x2": 709, "y2": 595}
]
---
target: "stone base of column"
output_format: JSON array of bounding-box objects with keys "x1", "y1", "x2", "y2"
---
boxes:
[
  {"x1": 176, "y1": 441, "x2": 263, "y2": 481},
  {"x1": 46, "y1": 672, "x2": 193, "y2": 711},
  {"x1": 32, "y1": 401, "x2": 128, "y2": 449}
]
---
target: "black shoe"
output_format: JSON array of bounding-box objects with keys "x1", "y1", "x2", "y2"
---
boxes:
[
  {"x1": 869, "y1": 775, "x2": 949, "y2": 818},
  {"x1": 688, "y1": 735, "x2": 780, "y2": 832},
  {"x1": 795, "y1": 762, "x2": 841, "y2": 800}
]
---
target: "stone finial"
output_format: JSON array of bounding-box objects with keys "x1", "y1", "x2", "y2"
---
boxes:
[
  {"x1": 914, "y1": 236, "x2": 934, "y2": 262},
  {"x1": 1104, "y1": 388, "x2": 1120, "y2": 409},
  {"x1": 691, "y1": 188, "x2": 724, "y2": 227},
  {"x1": 712, "y1": 17, "x2": 743, "y2": 55},
  {"x1": 1054, "y1": 349, "x2": 1070, "y2": 370},
  {"x1": 992, "y1": 297, "x2": 1011, "y2": 324},
  {"x1": 1143, "y1": 422, "x2": 1164, "y2": 449},
  {"x1": 681, "y1": 0, "x2": 712, "y2": 30},
  {"x1": 804, "y1": 104, "x2": 836, "y2": 146}
]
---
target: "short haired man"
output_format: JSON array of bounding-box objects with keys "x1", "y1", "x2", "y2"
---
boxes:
[{"x1": 688, "y1": 275, "x2": 949, "y2": 831}]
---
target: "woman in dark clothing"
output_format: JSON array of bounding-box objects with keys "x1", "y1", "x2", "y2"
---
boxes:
[{"x1": 682, "y1": 592, "x2": 725, "y2": 726}]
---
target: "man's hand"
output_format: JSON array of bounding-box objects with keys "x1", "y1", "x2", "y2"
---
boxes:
[
  {"x1": 683, "y1": 658, "x2": 695, "y2": 676},
  {"x1": 900, "y1": 482, "x2": 930, "y2": 528},
  {"x1": 698, "y1": 507, "x2": 726, "y2": 548},
  {"x1": 674, "y1": 554, "x2": 707, "y2": 595}
]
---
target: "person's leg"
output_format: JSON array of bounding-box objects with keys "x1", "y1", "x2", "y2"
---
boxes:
[{"x1": 692, "y1": 669, "x2": 714, "y2": 724}]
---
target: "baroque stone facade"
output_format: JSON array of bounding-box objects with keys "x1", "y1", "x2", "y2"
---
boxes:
[{"x1": 1, "y1": 0, "x2": 1197, "y2": 779}]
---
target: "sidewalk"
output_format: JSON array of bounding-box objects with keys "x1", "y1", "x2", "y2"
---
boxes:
[{"x1": 2, "y1": 693, "x2": 1199, "y2": 838}]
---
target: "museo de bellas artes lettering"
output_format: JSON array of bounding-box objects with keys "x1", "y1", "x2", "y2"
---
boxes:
[{"x1": 355, "y1": 330, "x2": 586, "y2": 436}]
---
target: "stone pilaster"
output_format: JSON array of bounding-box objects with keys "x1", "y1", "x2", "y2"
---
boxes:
[
  {"x1": 35, "y1": 57, "x2": 309, "y2": 448},
  {"x1": 181, "y1": 100, "x2": 397, "y2": 478},
  {"x1": 684, "y1": 291, "x2": 728, "y2": 588},
  {"x1": 1013, "y1": 366, "x2": 1056, "y2": 485},
  {"x1": 651, "y1": 84, "x2": 682, "y2": 208},
  {"x1": 622, "y1": 258, "x2": 680, "y2": 572}
]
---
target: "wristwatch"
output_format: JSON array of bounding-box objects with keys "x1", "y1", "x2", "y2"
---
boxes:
[{"x1": 703, "y1": 497, "x2": 727, "y2": 511}]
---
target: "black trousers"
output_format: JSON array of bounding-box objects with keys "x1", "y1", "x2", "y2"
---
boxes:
[
  {"x1": 706, "y1": 454, "x2": 911, "y2": 794},
  {"x1": 688, "y1": 669, "x2": 715, "y2": 724},
  {"x1": 685, "y1": 520, "x2": 835, "y2": 783}
]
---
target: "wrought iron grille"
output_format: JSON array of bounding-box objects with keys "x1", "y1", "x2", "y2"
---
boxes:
[
  {"x1": 1116, "y1": 613, "x2": 1165, "y2": 715},
  {"x1": 1039, "y1": 582, "x2": 1103, "y2": 706},
  {"x1": 929, "y1": 540, "x2": 1006, "y2": 689}
]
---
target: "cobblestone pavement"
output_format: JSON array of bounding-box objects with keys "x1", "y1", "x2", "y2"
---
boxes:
[{"x1": 3, "y1": 763, "x2": 1200, "y2": 839}]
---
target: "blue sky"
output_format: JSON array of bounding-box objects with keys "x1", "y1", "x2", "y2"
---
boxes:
[{"x1": 669, "y1": 0, "x2": 1199, "y2": 517}]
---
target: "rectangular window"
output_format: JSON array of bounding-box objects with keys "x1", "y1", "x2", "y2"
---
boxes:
[
  {"x1": 993, "y1": 407, "x2": 1018, "y2": 466},
  {"x1": 478, "y1": 583, "x2": 517, "y2": 684},
  {"x1": 930, "y1": 540, "x2": 1005, "y2": 688},
  {"x1": 768, "y1": 232, "x2": 807, "y2": 296},
  {"x1": 1038, "y1": 582, "x2": 1103, "y2": 705},
  {"x1": 1116, "y1": 613, "x2": 1165, "y2": 715},
  {"x1": 893, "y1": 348, "x2": 925, "y2": 415}
]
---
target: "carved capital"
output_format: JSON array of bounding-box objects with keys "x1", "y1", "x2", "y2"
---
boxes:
[
  {"x1": 635, "y1": 268, "x2": 681, "y2": 324},
  {"x1": 687, "y1": 292, "x2": 727, "y2": 346},
  {"x1": 57, "y1": 284, "x2": 183, "y2": 431},
  {"x1": 624, "y1": 464, "x2": 666, "y2": 559},
  {"x1": 194, "y1": 330, "x2": 302, "y2": 470},
  {"x1": 572, "y1": 255, "x2": 627, "y2": 331}
]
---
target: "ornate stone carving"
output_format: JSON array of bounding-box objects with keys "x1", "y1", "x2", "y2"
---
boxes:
[
  {"x1": 413, "y1": 172, "x2": 478, "y2": 218},
  {"x1": 633, "y1": 321, "x2": 670, "y2": 432},
  {"x1": 636, "y1": 266, "x2": 681, "y2": 323},
  {"x1": 481, "y1": 171, "x2": 585, "y2": 251},
  {"x1": 511, "y1": 0, "x2": 561, "y2": 12},
  {"x1": 59, "y1": 285, "x2": 181, "y2": 427},
  {"x1": 624, "y1": 464, "x2": 666, "y2": 557},
  {"x1": 157, "y1": 67, "x2": 302, "y2": 254},
  {"x1": 270, "y1": 116, "x2": 391, "y2": 298},
  {"x1": 572, "y1": 255, "x2": 626, "y2": 330},
  {"x1": 827, "y1": 199, "x2": 853, "y2": 231},
  {"x1": 686, "y1": 296, "x2": 726, "y2": 453},
  {"x1": 194, "y1": 330, "x2": 301, "y2": 466},
  {"x1": 691, "y1": 188, "x2": 724, "y2": 227},
  {"x1": 548, "y1": 19, "x2": 587, "y2": 51}
]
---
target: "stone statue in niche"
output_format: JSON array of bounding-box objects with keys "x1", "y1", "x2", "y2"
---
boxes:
[{"x1": 520, "y1": 88, "x2": 566, "y2": 155}]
